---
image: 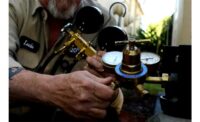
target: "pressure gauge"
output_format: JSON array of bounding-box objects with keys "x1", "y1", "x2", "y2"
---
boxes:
[
  {"x1": 141, "y1": 52, "x2": 160, "y2": 65},
  {"x1": 140, "y1": 52, "x2": 160, "y2": 75},
  {"x1": 102, "y1": 51, "x2": 123, "y2": 69}
]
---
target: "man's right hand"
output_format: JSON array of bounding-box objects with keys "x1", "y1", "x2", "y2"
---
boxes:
[
  {"x1": 9, "y1": 70, "x2": 115, "y2": 119},
  {"x1": 47, "y1": 71, "x2": 115, "y2": 119}
]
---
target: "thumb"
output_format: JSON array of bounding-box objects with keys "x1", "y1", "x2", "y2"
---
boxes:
[{"x1": 99, "y1": 77, "x2": 115, "y2": 85}]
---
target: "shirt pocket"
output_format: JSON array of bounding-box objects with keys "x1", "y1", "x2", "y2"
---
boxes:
[{"x1": 16, "y1": 48, "x2": 41, "y2": 70}]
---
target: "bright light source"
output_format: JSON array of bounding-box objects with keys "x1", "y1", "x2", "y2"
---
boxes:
[{"x1": 139, "y1": 0, "x2": 176, "y2": 30}]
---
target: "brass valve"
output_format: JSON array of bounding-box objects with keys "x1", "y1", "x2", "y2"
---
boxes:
[
  {"x1": 114, "y1": 39, "x2": 169, "y2": 97},
  {"x1": 114, "y1": 39, "x2": 151, "y2": 74},
  {"x1": 120, "y1": 41, "x2": 141, "y2": 74},
  {"x1": 114, "y1": 40, "x2": 149, "y2": 97}
]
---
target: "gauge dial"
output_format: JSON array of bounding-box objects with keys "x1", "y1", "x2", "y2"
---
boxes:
[
  {"x1": 140, "y1": 52, "x2": 160, "y2": 65},
  {"x1": 102, "y1": 51, "x2": 122, "y2": 68}
]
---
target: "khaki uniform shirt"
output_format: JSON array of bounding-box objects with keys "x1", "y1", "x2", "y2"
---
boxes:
[
  {"x1": 9, "y1": 0, "x2": 116, "y2": 74},
  {"x1": 9, "y1": 1, "x2": 124, "y2": 118}
]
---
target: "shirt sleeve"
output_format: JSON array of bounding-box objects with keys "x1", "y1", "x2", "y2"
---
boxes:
[{"x1": 9, "y1": 1, "x2": 23, "y2": 68}]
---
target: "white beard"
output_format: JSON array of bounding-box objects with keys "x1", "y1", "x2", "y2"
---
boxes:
[{"x1": 47, "y1": 0, "x2": 77, "y2": 19}]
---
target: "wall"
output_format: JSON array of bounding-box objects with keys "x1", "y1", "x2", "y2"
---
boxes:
[{"x1": 172, "y1": 0, "x2": 191, "y2": 46}]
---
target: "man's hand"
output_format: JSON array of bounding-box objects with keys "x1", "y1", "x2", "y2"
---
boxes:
[
  {"x1": 85, "y1": 51, "x2": 115, "y2": 78},
  {"x1": 47, "y1": 71, "x2": 115, "y2": 119},
  {"x1": 10, "y1": 70, "x2": 115, "y2": 119},
  {"x1": 85, "y1": 51, "x2": 124, "y2": 114}
]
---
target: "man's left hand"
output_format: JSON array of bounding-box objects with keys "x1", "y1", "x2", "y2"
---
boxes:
[{"x1": 85, "y1": 51, "x2": 115, "y2": 78}]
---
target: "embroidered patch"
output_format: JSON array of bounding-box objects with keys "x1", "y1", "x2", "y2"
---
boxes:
[{"x1": 20, "y1": 36, "x2": 40, "y2": 52}]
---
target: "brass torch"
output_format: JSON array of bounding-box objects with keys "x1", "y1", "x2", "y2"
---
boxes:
[
  {"x1": 54, "y1": 6, "x2": 104, "y2": 61},
  {"x1": 54, "y1": 29, "x2": 96, "y2": 61}
]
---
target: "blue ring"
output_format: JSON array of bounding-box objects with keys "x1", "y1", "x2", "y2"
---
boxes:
[{"x1": 115, "y1": 63, "x2": 148, "y2": 79}]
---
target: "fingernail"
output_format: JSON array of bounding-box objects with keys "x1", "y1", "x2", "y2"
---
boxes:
[{"x1": 98, "y1": 68, "x2": 104, "y2": 72}]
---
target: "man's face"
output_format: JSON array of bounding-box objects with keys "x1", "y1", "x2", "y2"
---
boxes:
[{"x1": 47, "y1": 0, "x2": 81, "y2": 19}]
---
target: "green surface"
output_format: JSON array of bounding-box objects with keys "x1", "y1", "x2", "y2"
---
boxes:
[{"x1": 144, "y1": 83, "x2": 164, "y2": 95}]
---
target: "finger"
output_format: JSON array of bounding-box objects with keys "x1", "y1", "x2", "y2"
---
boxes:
[
  {"x1": 97, "y1": 51, "x2": 106, "y2": 57},
  {"x1": 95, "y1": 53, "x2": 105, "y2": 62},
  {"x1": 84, "y1": 72, "x2": 114, "y2": 100},
  {"x1": 90, "y1": 96, "x2": 111, "y2": 110},
  {"x1": 88, "y1": 108, "x2": 106, "y2": 119},
  {"x1": 93, "y1": 81, "x2": 114, "y2": 101},
  {"x1": 86, "y1": 56, "x2": 104, "y2": 72},
  {"x1": 84, "y1": 70, "x2": 117, "y2": 90},
  {"x1": 94, "y1": 55, "x2": 102, "y2": 63},
  {"x1": 98, "y1": 76, "x2": 114, "y2": 85},
  {"x1": 84, "y1": 65, "x2": 103, "y2": 77},
  {"x1": 85, "y1": 71, "x2": 114, "y2": 85},
  {"x1": 83, "y1": 99, "x2": 110, "y2": 109}
]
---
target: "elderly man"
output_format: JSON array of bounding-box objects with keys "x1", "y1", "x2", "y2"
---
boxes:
[{"x1": 9, "y1": 0, "x2": 121, "y2": 121}]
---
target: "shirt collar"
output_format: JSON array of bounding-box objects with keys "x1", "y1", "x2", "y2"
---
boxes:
[{"x1": 32, "y1": 0, "x2": 48, "y2": 20}]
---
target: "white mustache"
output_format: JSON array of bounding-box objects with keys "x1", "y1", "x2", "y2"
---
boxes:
[{"x1": 47, "y1": 0, "x2": 78, "y2": 19}]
